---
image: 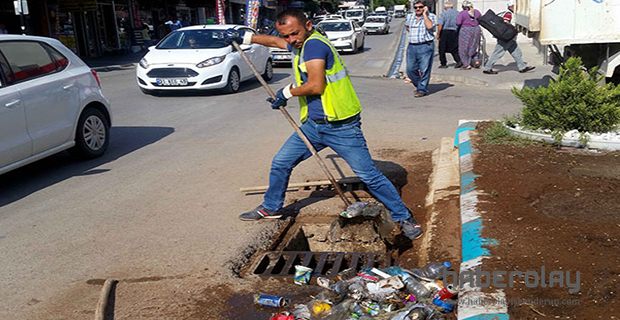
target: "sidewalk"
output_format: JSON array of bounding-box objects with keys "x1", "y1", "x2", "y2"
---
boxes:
[
  {"x1": 400, "y1": 34, "x2": 555, "y2": 90},
  {"x1": 83, "y1": 50, "x2": 144, "y2": 72}
]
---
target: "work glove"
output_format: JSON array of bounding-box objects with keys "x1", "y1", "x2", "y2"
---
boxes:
[
  {"x1": 267, "y1": 84, "x2": 294, "y2": 109},
  {"x1": 222, "y1": 28, "x2": 252, "y2": 45}
]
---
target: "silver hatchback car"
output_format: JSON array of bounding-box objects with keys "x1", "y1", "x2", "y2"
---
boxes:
[{"x1": 0, "y1": 35, "x2": 112, "y2": 175}]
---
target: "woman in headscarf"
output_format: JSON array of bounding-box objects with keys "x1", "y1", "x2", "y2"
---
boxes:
[{"x1": 456, "y1": 0, "x2": 482, "y2": 69}]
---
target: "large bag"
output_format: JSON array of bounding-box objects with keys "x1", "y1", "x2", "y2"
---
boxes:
[{"x1": 478, "y1": 9, "x2": 517, "y2": 42}]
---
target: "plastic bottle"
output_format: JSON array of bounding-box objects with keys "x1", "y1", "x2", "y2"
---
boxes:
[
  {"x1": 402, "y1": 274, "x2": 431, "y2": 298},
  {"x1": 421, "y1": 261, "x2": 452, "y2": 279}
]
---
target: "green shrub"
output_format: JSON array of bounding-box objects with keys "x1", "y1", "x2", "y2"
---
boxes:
[{"x1": 512, "y1": 57, "x2": 620, "y2": 141}]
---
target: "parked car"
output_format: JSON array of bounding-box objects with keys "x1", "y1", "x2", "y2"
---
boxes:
[
  {"x1": 317, "y1": 19, "x2": 365, "y2": 53},
  {"x1": 0, "y1": 35, "x2": 112, "y2": 175},
  {"x1": 364, "y1": 16, "x2": 390, "y2": 34},
  {"x1": 136, "y1": 25, "x2": 273, "y2": 94},
  {"x1": 267, "y1": 28, "x2": 292, "y2": 66}
]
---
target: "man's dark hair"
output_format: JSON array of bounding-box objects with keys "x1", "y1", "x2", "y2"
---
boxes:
[
  {"x1": 414, "y1": 0, "x2": 426, "y2": 5},
  {"x1": 276, "y1": 9, "x2": 308, "y2": 25}
]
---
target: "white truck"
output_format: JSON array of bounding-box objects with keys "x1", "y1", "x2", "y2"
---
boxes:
[
  {"x1": 394, "y1": 5, "x2": 406, "y2": 18},
  {"x1": 345, "y1": 8, "x2": 366, "y2": 24},
  {"x1": 514, "y1": 0, "x2": 620, "y2": 82}
]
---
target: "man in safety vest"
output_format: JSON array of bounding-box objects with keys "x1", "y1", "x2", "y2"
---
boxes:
[{"x1": 224, "y1": 9, "x2": 423, "y2": 240}]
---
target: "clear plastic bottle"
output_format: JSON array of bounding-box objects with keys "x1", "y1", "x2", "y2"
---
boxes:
[
  {"x1": 402, "y1": 274, "x2": 431, "y2": 298},
  {"x1": 421, "y1": 261, "x2": 452, "y2": 279}
]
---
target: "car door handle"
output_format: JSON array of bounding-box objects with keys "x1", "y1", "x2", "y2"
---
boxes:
[
  {"x1": 5, "y1": 99, "x2": 20, "y2": 109},
  {"x1": 63, "y1": 84, "x2": 74, "y2": 90}
]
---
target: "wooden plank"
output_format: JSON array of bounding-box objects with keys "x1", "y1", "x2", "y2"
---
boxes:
[{"x1": 240, "y1": 177, "x2": 362, "y2": 193}]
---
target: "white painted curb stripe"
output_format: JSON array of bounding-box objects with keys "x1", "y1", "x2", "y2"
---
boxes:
[{"x1": 455, "y1": 121, "x2": 510, "y2": 320}]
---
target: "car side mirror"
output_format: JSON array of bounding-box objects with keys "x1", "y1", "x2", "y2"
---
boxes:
[{"x1": 148, "y1": 45, "x2": 156, "y2": 51}]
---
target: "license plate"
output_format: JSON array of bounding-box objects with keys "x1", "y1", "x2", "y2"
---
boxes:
[{"x1": 156, "y1": 78, "x2": 188, "y2": 86}]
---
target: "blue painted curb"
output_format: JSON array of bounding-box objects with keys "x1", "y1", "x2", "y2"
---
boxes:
[
  {"x1": 455, "y1": 121, "x2": 509, "y2": 320},
  {"x1": 387, "y1": 23, "x2": 408, "y2": 78}
]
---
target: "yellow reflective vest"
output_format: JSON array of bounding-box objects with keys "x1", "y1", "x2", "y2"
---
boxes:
[{"x1": 293, "y1": 30, "x2": 362, "y2": 123}]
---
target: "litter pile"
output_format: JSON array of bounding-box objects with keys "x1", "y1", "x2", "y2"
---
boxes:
[{"x1": 256, "y1": 261, "x2": 457, "y2": 320}]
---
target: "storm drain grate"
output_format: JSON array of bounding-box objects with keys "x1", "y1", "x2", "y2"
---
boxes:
[{"x1": 252, "y1": 251, "x2": 390, "y2": 277}]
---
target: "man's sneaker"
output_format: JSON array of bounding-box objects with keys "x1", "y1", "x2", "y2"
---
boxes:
[
  {"x1": 519, "y1": 66, "x2": 536, "y2": 73},
  {"x1": 454, "y1": 62, "x2": 463, "y2": 68},
  {"x1": 239, "y1": 205, "x2": 282, "y2": 221},
  {"x1": 400, "y1": 220, "x2": 423, "y2": 240},
  {"x1": 483, "y1": 69, "x2": 498, "y2": 75},
  {"x1": 438, "y1": 64, "x2": 448, "y2": 69}
]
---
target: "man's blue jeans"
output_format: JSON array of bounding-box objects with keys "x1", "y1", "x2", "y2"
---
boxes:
[
  {"x1": 406, "y1": 42, "x2": 434, "y2": 94},
  {"x1": 262, "y1": 117, "x2": 412, "y2": 222}
]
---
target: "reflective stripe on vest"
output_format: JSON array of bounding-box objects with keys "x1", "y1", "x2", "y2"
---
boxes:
[{"x1": 293, "y1": 30, "x2": 361, "y2": 123}]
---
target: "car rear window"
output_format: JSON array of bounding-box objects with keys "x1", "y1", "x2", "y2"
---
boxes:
[
  {"x1": 157, "y1": 29, "x2": 230, "y2": 49},
  {"x1": 318, "y1": 22, "x2": 352, "y2": 32},
  {"x1": 366, "y1": 17, "x2": 385, "y2": 23},
  {"x1": 0, "y1": 41, "x2": 65, "y2": 83}
]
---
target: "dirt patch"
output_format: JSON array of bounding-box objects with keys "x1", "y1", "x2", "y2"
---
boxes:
[{"x1": 474, "y1": 122, "x2": 620, "y2": 319}]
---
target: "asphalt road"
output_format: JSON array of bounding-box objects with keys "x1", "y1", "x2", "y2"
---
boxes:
[{"x1": 0, "y1": 18, "x2": 525, "y2": 319}]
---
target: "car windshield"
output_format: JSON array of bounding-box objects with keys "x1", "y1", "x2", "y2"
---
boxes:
[
  {"x1": 346, "y1": 11, "x2": 363, "y2": 17},
  {"x1": 318, "y1": 22, "x2": 352, "y2": 32},
  {"x1": 366, "y1": 17, "x2": 385, "y2": 23},
  {"x1": 157, "y1": 29, "x2": 229, "y2": 49}
]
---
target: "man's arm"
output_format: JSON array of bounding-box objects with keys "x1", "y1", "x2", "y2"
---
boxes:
[
  {"x1": 247, "y1": 33, "x2": 288, "y2": 49},
  {"x1": 290, "y1": 59, "x2": 326, "y2": 96},
  {"x1": 423, "y1": 7, "x2": 434, "y2": 30}
]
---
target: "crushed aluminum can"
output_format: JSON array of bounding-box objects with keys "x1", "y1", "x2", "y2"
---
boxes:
[
  {"x1": 435, "y1": 284, "x2": 457, "y2": 300},
  {"x1": 254, "y1": 293, "x2": 286, "y2": 308}
]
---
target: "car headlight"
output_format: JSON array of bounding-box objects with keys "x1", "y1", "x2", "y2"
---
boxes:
[
  {"x1": 337, "y1": 35, "x2": 352, "y2": 41},
  {"x1": 196, "y1": 56, "x2": 225, "y2": 68},
  {"x1": 139, "y1": 58, "x2": 149, "y2": 69}
]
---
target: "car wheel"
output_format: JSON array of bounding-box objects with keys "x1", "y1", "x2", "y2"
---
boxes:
[
  {"x1": 359, "y1": 39, "x2": 365, "y2": 51},
  {"x1": 71, "y1": 107, "x2": 109, "y2": 159},
  {"x1": 262, "y1": 59, "x2": 273, "y2": 82},
  {"x1": 225, "y1": 67, "x2": 240, "y2": 94}
]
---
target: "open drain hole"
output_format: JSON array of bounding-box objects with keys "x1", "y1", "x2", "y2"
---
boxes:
[
  {"x1": 248, "y1": 217, "x2": 393, "y2": 278},
  {"x1": 252, "y1": 251, "x2": 390, "y2": 277}
]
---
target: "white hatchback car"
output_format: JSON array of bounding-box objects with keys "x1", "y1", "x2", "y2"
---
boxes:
[
  {"x1": 0, "y1": 35, "x2": 112, "y2": 175},
  {"x1": 364, "y1": 16, "x2": 390, "y2": 34},
  {"x1": 317, "y1": 19, "x2": 365, "y2": 53},
  {"x1": 137, "y1": 25, "x2": 273, "y2": 94}
]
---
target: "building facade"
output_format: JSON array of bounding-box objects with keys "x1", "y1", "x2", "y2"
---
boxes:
[{"x1": 0, "y1": 0, "x2": 281, "y2": 58}]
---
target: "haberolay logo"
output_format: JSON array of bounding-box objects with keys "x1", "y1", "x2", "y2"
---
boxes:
[{"x1": 443, "y1": 266, "x2": 580, "y2": 294}]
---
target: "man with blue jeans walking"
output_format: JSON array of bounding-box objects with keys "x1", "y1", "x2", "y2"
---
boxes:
[
  {"x1": 406, "y1": 0, "x2": 437, "y2": 97},
  {"x1": 225, "y1": 10, "x2": 423, "y2": 240}
]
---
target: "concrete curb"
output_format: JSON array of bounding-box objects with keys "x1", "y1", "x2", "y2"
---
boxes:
[
  {"x1": 419, "y1": 137, "x2": 460, "y2": 265},
  {"x1": 455, "y1": 120, "x2": 509, "y2": 320},
  {"x1": 387, "y1": 22, "x2": 408, "y2": 78},
  {"x1": 506, "y1": 125, "x2": 620, "y2": 151}
]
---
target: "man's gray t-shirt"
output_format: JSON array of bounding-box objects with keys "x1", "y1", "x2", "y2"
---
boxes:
[{"x1": 438, "y1": 8, "x2": 458, "y2": 30}]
